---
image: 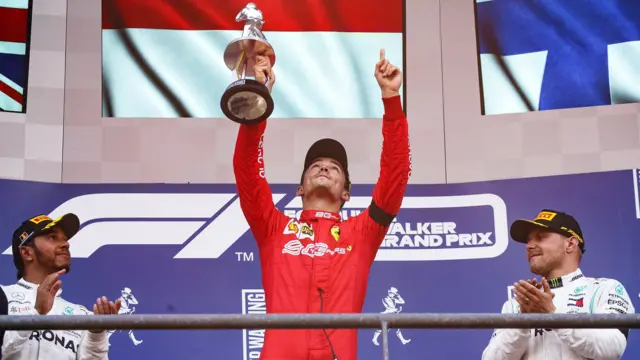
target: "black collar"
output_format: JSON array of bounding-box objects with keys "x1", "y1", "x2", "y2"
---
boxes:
[{"x1": 547, "y1": 269, "x2": 584, "y2": 289}]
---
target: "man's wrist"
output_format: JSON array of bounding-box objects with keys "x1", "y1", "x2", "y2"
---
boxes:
[
  {"x1": 381, "y1": 89, "x2": 399, "y2": 98},
  {"x1": 86, "y1": 330, "x2": 108, "y2": 344},
  {"x1": 34, "y1": 306, "x2": 46, "y2": 315},
  {"x1": 382, "y1": 94, "x2": 404, "y2": 117}
]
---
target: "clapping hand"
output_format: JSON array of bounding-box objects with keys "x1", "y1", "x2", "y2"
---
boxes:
[
  {"x1": 35, "y1": 269, "x2": 66, "y2": 315},
  {"x1": 90, "y1": 297, "x2": 122, "y2": 333},
  {"x1": 513, "y1": 278, "x2": 556, "y2": 313}
]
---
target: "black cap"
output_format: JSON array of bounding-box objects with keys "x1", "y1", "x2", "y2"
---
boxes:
[
  {"x1": 12, "y1": 214, "x2": 80, "y2": 279},
  {"x1": 510, "y1": 209, "x2": 585, "y2": 252},
  {"x1": 301, "y1": 138, "x2": 351, "y2": 190}
]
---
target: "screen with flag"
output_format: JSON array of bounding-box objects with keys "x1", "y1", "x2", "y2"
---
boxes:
[
  {"x1": 0, "y1": 0, "x2": 31, "y2": 113},
  {"x1": 101, "y1": 0, "x2": 406, "y2": 119},
  {"x1": 474, "y1": 0, "x2": 640, "y2": 116}
]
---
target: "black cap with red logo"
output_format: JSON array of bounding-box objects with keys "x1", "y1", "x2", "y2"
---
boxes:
[
  {"x1": 301, "y1": 138, "x2": 351, "y2": 190},
  {"x1": 11, "y1": 214, "x2": 80, "y2": 279},
  {"x1": 510, "y1": 209, "x2": 585, "y2": 252}
]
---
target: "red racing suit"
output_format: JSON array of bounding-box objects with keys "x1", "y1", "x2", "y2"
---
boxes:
[{"x1": 233, "y1": 95, "x2": 411, "y2": 360}]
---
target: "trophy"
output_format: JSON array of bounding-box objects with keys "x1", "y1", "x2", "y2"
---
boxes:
[{"x1": 221, "y1": 2, "x2": 276, "y2": 124}]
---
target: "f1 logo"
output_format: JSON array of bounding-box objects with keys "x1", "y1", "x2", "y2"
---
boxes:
[
  {"x1": 2, "y1": 192, "x2": 510, "y2": 262},
  {"x1": 1, "y1": 193, "x2": 286, "y2": 259}
]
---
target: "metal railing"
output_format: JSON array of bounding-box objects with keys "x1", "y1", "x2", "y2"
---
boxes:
[{"x1": 1, "y1": 313, "x2": 639, "y2": 360}]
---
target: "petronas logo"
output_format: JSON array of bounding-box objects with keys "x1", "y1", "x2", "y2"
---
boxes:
[{"x1": 615, "y1": 284, "x2": 624, "y2": 295}]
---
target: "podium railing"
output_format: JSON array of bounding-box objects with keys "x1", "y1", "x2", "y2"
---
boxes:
[{"x1": 1, "y1": 313, "x2": 638, "y2": 360}]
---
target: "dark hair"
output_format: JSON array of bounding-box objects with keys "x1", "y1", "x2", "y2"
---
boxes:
[
  {"x1": 15, "y1": 245, "x2": 25, "y2": 280},
  {"x1": 14, "y1": 239, "x2": 34, "y2": 280}
]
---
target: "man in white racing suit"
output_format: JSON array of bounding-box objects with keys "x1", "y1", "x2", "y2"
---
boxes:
[
  {"x1": 482, "y1": 209, "x2": 635, "y2": 360},
  {"x1": 2, "y1": 213, "x2": 122, "y2": 359}
]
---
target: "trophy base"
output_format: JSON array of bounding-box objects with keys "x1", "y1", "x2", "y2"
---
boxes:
[{"x1": 221, "y1": 79, "x2": 274, "y2": 125}]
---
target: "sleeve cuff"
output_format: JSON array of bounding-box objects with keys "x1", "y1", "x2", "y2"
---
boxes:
[
  {"x1": 382, "y1": 95, "x2": 404, "y2": 119},
  {"x1": 85, "y1": 330, "x2": 109, "y2": 346},
  {"x1": 513, "y1": 328, "x2": 531, "y2": 337},
  {"x1": 15, "y1": 329, "x2": 33, "y2": 339}
]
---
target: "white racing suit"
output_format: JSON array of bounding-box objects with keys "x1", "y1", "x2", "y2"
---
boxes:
[
  {"x1": 482, "y1": 269, "x2": 635, "y2": 360},
  {"x1": 1, "y1": 279, "x2": 109, "y2": 360}
]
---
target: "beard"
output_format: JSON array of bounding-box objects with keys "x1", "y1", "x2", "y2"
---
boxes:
[
  {"x1": 529, "y1": 254, "x2": 559, "y2": 277},
  {"x1": 32, "y1": 246, "x2": 71, "y2": 275},
  {"x1": 529, "y1": 261, "x2": 546, "y2": 276}
]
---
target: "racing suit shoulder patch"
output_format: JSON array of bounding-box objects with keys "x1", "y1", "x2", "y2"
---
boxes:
[
  {"x1": 283, "y1": 219, "x2": 314, "y2": 240},
  {"x1": 3, "y1": 284, "x2": 35, "y2": 314}
]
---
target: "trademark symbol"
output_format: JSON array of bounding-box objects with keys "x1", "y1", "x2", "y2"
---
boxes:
[{"x1": 236, "y1": 252, "x2": 254, "y2": 262}]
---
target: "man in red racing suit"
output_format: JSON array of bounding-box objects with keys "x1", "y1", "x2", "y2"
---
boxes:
[{"x1": 233, "y1": 49, "x2": 411, "y2": 360}]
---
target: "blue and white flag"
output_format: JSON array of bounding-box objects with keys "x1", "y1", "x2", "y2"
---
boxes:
[{"x1": 476, "y1": 0, "x2": 640, "y2": 115}]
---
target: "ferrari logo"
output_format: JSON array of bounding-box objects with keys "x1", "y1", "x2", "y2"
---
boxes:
[
  {"x1": 285, "y1": 221, "x2": 299, "y2": 235},
  {"x1": 330, "y1": 226, "x2": 340, "y2": 242}
]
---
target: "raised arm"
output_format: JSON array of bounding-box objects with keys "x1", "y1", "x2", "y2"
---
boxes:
[
  {"x1": 370, "y1": 94, "x2": 411, "y2": 225},
  {"x1": 554, "y1": 279, "x2": 634, "y2": 359},
  {"x1": 232, "y1": 56, "x2": 288, "y2": 243},
  {"x1": 371, "y1": 49, "x2": 411, "y2": 222},
  {"x1": 233, "y1": 121, "x2": 287, "y2": 242},
  {"x1": 350, "y1": 50, "x2": 411, "y2": 253}
]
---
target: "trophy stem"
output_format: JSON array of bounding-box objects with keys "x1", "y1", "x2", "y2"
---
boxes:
[{"x1": 235, "y1": 50, "x2": 247, "y2": 81}]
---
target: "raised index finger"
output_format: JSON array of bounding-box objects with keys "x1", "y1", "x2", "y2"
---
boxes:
[{"x1": 380, "y1": 48, "x2": 385, "y2": 61}]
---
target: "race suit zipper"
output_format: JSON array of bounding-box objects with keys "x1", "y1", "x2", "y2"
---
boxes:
[{"x1": 318, "y1": 288, "x2": 339, "y2": 360}]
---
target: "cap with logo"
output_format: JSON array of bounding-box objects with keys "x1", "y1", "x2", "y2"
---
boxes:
[
  {"x1": 510, "y1": 209, "x2": 585, "y2": 253},
  {"x1": 301, "y1": 138, "x2": 351, "y2": 190},
  {"x1": 12, "y1": 214, "x2": 80, "y2": 279}
]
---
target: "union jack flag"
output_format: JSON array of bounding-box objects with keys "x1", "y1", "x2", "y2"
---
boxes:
[{"x1": 0, "y1": 0, "x2": 31, "y2": 113}]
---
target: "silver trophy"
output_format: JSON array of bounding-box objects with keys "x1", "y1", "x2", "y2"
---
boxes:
[{"x1": 221, "y1": 2, "x2": 276, "y2": 124}]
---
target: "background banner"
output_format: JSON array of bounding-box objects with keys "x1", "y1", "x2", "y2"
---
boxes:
[
  {"x1": 0, "y1": 169, "x2": 638, "y2": 359},
  {"x1": 101, "y1": 0, "x2": 406, "y2": 118},
  {"x1": 474, "y1": 0, "x2": 640, "y2": 115},
  {"x1": 0, "y1": 0, "x2": 31, "y2": 113}
]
